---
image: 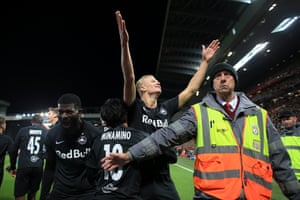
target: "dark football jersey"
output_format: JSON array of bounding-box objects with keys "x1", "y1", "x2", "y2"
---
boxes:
[
  {"x1": 86, "y1": 125, "x2": 147, "y2": 199},
  {"x1": 128, "y1": 97, "x2": 178, "y2": 133},
  {"x1": 42, "y1": 120, "x2": 102, "y2": 196},
  {"x1": 127, "y1": 97, "x2": 180, "y2": 200},
  {"x1": 11, "y1": 125, "x2": 48, "y2": 169}
]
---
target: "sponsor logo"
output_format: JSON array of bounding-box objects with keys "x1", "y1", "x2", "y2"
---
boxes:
[
  {"x1": 141, "y1": 114, "x2": 168, "y2": 128},
  {"x1": 101, "y1": 183, "x2": 118, "y2": 194},
  {"x1": 55, "y1": 140, "x2": 64, "y2": 144},
  {"x1": 56, "y1": 148, "x2": 91, "y2": 159},
  {"x1": 30, "y1": 155, "x2": 40, "y2": 162}
]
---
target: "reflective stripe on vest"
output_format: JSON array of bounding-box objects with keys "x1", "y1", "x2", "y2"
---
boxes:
[
  {"x1": 192, "y1": 104, "x2": 272, "y2": 200},
  {"x1": 281, "y1": 135, "x2": 300, "y2": 180}
]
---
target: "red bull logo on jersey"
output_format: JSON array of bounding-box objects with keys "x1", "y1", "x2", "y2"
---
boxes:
[
  {"x1": 142, "y1": 114, "x2": 168, "y2": 128},
  {"x1": 56, "y1": 148, "x2": 91, "y2": 159}
]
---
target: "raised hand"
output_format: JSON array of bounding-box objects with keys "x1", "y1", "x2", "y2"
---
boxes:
[
  {"x1": 202, "y1": 39, "x2": 220, "y2": 63},
  {"x1": 115, "y1": 10, "x2": 129, "y2": 47}
]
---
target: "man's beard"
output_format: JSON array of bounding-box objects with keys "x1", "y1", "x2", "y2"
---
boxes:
[{"x1": 61, "y1": 118, "x2": 82, "y2": 142}]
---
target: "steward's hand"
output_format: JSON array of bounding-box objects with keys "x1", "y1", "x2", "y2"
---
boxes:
[{"x1": 101, "y1": 152, "x2": 131, "y2": 171}]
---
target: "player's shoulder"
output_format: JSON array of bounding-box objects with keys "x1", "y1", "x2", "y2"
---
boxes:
[
  {"x1": 1, "y1": 134, "x2": 13, "y2": 142},
  {"x1": 126, "y1": 127, "x2": 148, "y2": 139},
  {"x1": 46, "y1": 125, "x2": 61, "y2": 139},
  {"x1": 83, "y1": 120, "x2": 103, "y2": 138}
]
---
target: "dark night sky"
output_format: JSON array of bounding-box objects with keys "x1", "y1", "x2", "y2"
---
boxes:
[{"x1": 0, "y1": 0, "x2": 168, "y2": 114}]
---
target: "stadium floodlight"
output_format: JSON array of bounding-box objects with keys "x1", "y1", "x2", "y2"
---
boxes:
[
  {"x1": 233, "y1": 41, "x2": 269, "y2": 71},
  {"x1": 271, "y1": 16, "x2": 299, "y2": 33}
]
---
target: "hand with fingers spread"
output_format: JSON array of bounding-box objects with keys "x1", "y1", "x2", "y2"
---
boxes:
[{"x1": 201, "y1": 39, "x2": 220, "y2": 63}]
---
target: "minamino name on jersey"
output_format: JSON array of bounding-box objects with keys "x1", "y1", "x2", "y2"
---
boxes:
[{"x1": 101, "y1": 130, "x2": 132, "y2": 140}]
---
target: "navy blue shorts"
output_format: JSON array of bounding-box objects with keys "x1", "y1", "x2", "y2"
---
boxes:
[{"x1": 14, "y1": 167, "x2": 43, "y2": 197}]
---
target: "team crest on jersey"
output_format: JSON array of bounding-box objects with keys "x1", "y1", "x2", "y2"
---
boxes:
[
  {"x1": 160, "y1": 108, "x2": 167, "y2": 115},
  {"x1": 252, "y1": 125, "x2": 259, "y2": 135},
  {"x1": 77, "y1": 134, "x2": 87, "y2": 145}
]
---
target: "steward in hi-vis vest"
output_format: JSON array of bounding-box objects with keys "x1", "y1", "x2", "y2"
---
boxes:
[
  {"x1": 281, "y1": 133, "x2": 300, "y2": 180},
  {"x1": 192, "y1": 103, "x2": 272, "y2": 199},
  {"x1": 102, "y1": 63, "x2": 300, "y2": 200},
  {"x1": 279, "y1": 110, "x2": 300, "y2": 181}
]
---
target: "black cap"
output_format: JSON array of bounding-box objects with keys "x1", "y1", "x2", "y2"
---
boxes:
[
  {"x1": 279, "y1": 110, "x2": 296, "y2": 119},
  {"x1": 210, "y1": 62, "x2": 238, "y2": 88}
]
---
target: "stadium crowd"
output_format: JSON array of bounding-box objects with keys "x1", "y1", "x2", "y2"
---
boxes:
[{"x1": 247, "y1": 56, "x2": 300, "y2": 131}]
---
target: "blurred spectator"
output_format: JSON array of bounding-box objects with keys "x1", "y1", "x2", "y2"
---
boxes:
[{"x1": 246, "y1": 57, "x2": 300, "y2": 129}]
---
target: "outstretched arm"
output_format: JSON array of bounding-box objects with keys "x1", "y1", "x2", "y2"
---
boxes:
[
  {"x1": 102, "y1": 109, "x2": 197, "y2": 171},
  {"x1": 178, "y1": 39, "x2": 220, "y2": 108},
  {"x1": 116, "y1": 10, "x2": 136, "y2": 106}
]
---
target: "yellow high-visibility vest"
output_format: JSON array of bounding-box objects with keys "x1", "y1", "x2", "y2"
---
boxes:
[
  {"x1": 281, "y1": 134, "x2": 300, "y2": 180},
  {"x1": 192, "y1": 104, "x2": 272, "y2": 200}
]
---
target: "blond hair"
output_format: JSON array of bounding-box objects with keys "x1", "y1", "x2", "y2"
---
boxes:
[{"x1": 136, "y1": 74, "x2": 152, "y2": 97}]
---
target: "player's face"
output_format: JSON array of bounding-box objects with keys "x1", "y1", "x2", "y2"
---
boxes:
[
  {"x1": 141, "y1": 75, "x2": 161, "y2": 95},
  {"x1": 58, "y1": 104, "x2": 81, "y2": 129},
  {"x1": 47, "y1": 111, "x2": 58, "y2": 123}
]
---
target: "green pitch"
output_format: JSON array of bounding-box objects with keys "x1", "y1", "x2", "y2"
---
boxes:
[{"x1": 0, "y1": 156, "x2": 289, "y2": 199}]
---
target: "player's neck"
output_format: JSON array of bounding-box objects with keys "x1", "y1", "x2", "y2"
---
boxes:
[{"x1": 142, "y1": 95, "x2": 157, "y2": 109}]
